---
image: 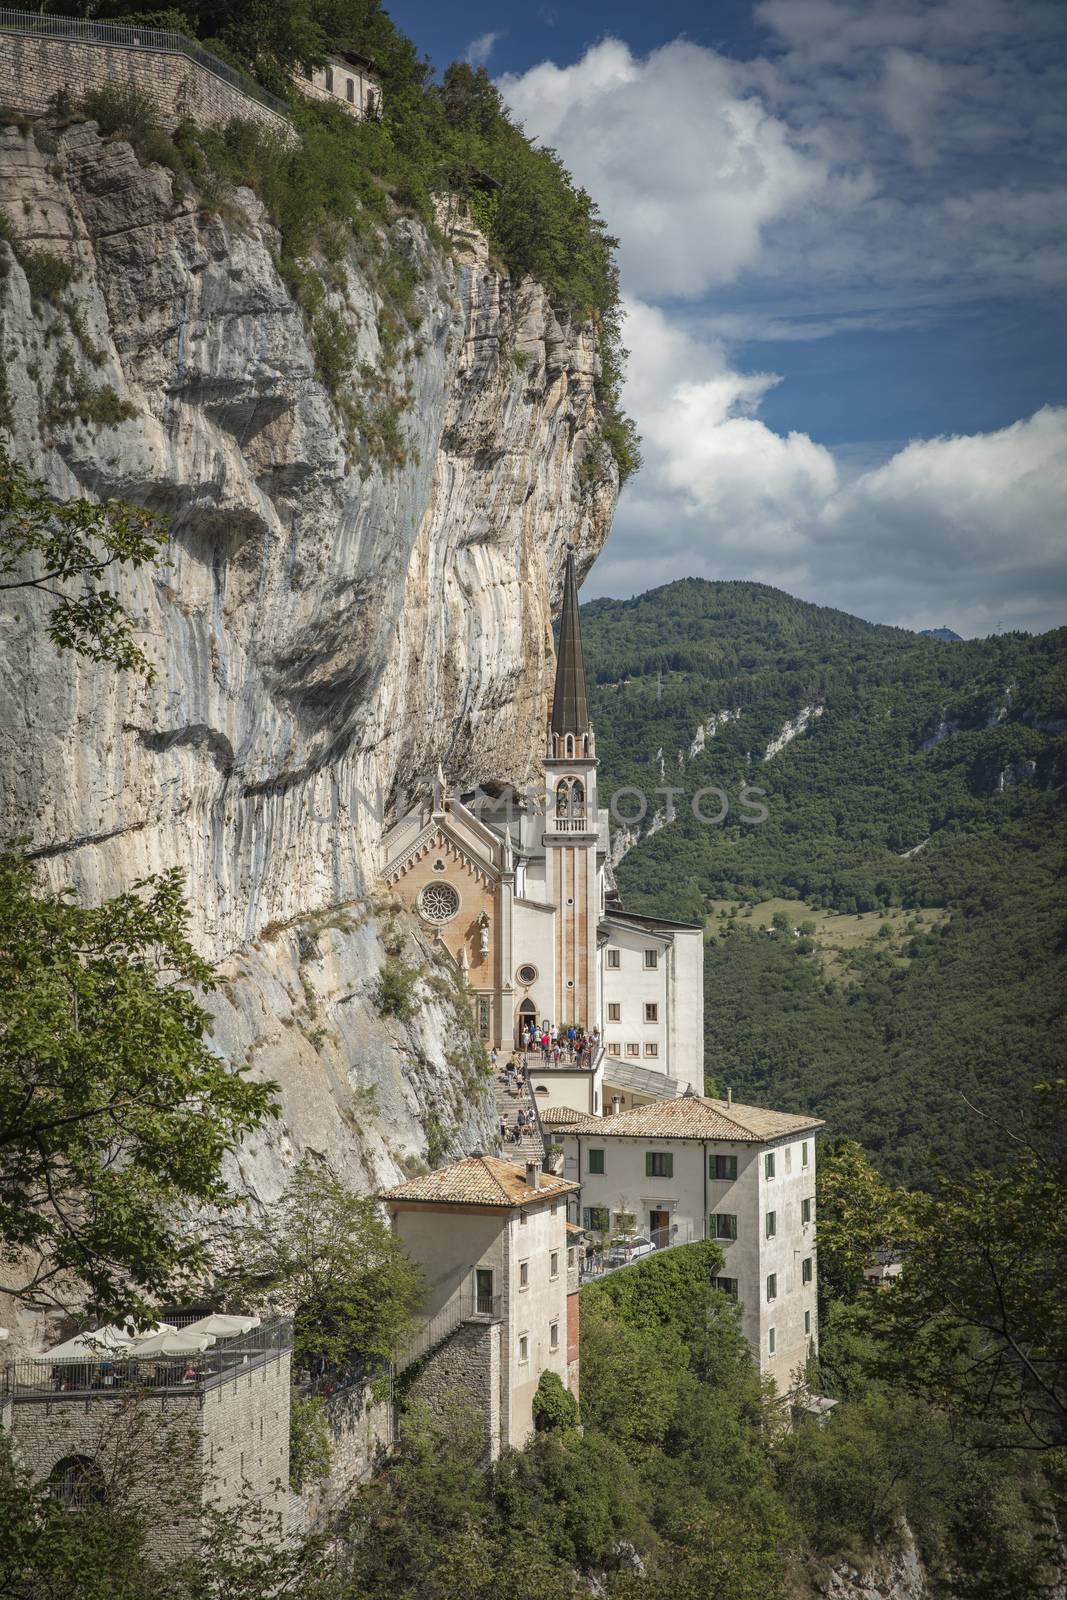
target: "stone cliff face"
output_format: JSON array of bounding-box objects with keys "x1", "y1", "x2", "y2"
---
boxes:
[{"x1": 0, "y1": 118, "x2": 617, "y2": 1201}]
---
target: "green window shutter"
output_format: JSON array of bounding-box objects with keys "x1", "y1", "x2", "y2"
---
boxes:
[
  {"x1": 645, "y1": 1152, "x2": 654, "y2": 1176},
  {"x1": 588, "y1": 1148, "x2": 605, "y2": 1174},
  {"x1": 664, "y1": 1153, "x2": 674, "y2": 1178}
]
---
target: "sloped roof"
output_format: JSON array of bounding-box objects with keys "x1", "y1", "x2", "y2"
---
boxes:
[
  {"x1": 383, "y1": 1155, "x2": 576, "y2": 1208},
  {"x1": 543, "y1": 1095, "x2": 824, "y2": 1143}
]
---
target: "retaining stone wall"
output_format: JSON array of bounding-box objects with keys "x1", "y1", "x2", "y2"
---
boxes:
[
  {"x1": 0, "y1": 30, "x2": 293, "y2": 138},
  {"x1": 9, "y1": 1351, "x2": 290, "y2": 1556},
  {"x1": 405, "y1": 1317, "x2": 501, "y2": 1459},
  {"x1": 290, "y1": 1381, "x2": 394, "y2": 1532}
]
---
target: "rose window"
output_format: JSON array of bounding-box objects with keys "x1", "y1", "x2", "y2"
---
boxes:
[{"x1": 418, "y1": 883, "x2": 459, "y2": 924}]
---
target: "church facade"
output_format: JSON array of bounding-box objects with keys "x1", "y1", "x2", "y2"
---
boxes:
[{"x1": 380, "y1": 552, "x2": 704, "y2": 1107}]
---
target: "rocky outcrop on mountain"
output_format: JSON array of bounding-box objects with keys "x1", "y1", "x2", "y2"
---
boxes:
[{"x1": 0, "y1": 117, "x2": 618, "y2": 1198}]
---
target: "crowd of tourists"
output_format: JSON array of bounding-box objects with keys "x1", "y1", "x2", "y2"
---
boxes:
[{"x1": 517, "y1": 1021, "x2": 600, "y2": 1067}]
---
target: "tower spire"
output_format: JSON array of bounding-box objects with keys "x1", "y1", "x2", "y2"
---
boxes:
[{"x1": 550, "y1": 546, "x2": 590, "y2": 740}]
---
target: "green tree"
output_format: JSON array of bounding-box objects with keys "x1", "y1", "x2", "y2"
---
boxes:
[
  {"x1": 865, "y1": 1088, "x2": 1067, "y2": 1451},
  {"x1": 0, "y1": 441, "x2": 166, "y2": 677},
  {"x1": 289, "y1": 1393, "x2": 333, "y2": 1492},
  {"x1": 221, "y1": 1156, "x2": 423, "y2": 1373},
  {"x1": 0, "y1": 854, "x2": 274, "y2": 1321},
  {"x1": 815, "y1": 1137, "x2": 914, "y2": 1308},
  {"x1": 531, "y1": 1369, "x2": 579, "y2": 1432}
]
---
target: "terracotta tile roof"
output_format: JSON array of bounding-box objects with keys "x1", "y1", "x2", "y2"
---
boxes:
[
  {"x1": 544, "y1": 1094, "x2": 823, "y2": 1143},
  {"x1": 383, "y1": 1155, "x2": 577, "y2": 1208},
  {"x1": 541, "y1": 1106, "x2": 599, "y2": 1128}
]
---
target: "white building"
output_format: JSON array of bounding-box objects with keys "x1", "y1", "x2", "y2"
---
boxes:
[
  {"x1": 380, "y1": 551, "x2": 705, "y2": 1112},
  {"x1": 383, "y1": 1155, "x2": 577, "y2": 1454},
  {"x1": 544, "y1": 1094, "x2": 824, "y2": 1391},
  {"x1": 294, "y1": 51, "x2": 382, "y2": 119}
]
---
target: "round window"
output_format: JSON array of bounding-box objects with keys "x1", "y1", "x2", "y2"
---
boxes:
[
  {"x1": 417, "y1": 882, "x2": 460, "y2": 924},
  {"x1": 517, "y1": 963, "x2": 537, "y2": 986}
]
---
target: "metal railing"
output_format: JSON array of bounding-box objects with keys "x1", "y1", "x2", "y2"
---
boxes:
[
  {"x1": 2, "y1": 1316, "x2": 292, "y2": 1399},
  {"x1": 578, "y1": 1221, "x2": 696, "y2": 1284},
  {"x1": 0, "y1": 7, "x2": 290, "y2": 117},
  {"x1": 393, "y1": 1290, "x2": 501, "y2": 1377}
]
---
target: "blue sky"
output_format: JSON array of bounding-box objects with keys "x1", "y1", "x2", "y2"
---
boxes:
[{"x1": 389, "y1": 0, "x2": 1067, "y2": 636}]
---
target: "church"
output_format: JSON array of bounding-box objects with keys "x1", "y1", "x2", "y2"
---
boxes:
[{"x1": 380, "y1": 551, "x2": 704, "y2": 1113}]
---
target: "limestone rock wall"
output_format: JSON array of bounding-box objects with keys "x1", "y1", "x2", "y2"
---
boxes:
[{"x1": 0, "y1": 117, "x2": 617, "y2": 1202}]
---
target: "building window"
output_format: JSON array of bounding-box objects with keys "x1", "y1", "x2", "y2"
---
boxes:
[
  {"x1": 644, "y1": 1002, "x2": 658, "y2": 1022},
  {"x1": 567, "y1": 1247, "x2": 575, "y2": 1267},
  {"x1": 477, "y1": 997, "x2": 491, "y2": 1038},
  {"x1": 645, "y1": 1151, "x2": 673, "y2": 1178},
  {"x1": 714, "y1": 1213, "x2": 737, "y2": 1240},
  {"x1": 608, "y1": 1003, "x2": 621, "y2": 1021},
  {"x1": 767, "y1": 1273, "x2": 777, "y2": 1302},
  {"x1": 714, "y1": 1277, "x2": 738, "y2": 1298},
  {"x1": 346, "y1": 77, "x2": 355, "y2": 102},
  {"x1": 804, "y1": 1309, "x2": 811, "y2": 1336},
  {"x1": 587, "y1": 1148, "x2": 605, "y2": 1175},
  {"x1": 712, "y1": 1153, "x2": 738, "y2": 1181},
  {"x1": 644, "y1": 1043, "x2": 659, "y2": 1058},
  {"x1": 550, "y1": 1251, "x2": 559, "y2": 1279},
  {"x1": 764, "y1": 1152, "x2": 775, "y2": 1180},
  {"x1": 324, "y1": 66, "x2": 334, "y2": 91},
  {"x1": 476, "y1": 1269, "x2": 494, "y2": 1314},
  {"x1": 626, "y1": 1043, "x2": 640, "y2": 1057},
  {"x1": 607, "y1": 1041, "x2": 620, "y2": 1055},
  {"x1": 765, "y1": 1210, "x2": 776, "y2": 1239},
  {"x1": 768, "y1": 1326, "x2": 776, "y2": 1355},
  {"x1": 519, "y1": 1260, "x2": 529, "y2": 1288},
  {"x1": 584, "y1": 1205, "x2": 610, "y2": 1232},
  {"x1": 550, "y1": 1322, "x2": 559, "y2": 1351},
  {"x1": 518, "y1": 1334, "x2": 529, "y2": 1363},
  {"x1": 802, "y1": 1140, "x2": 809, "y2": 1168},
  {"x1": 517, "y1": 963, "x2": 537, "y2": 985},
  {"x1": 802, "y1": 1256, "x2": 813, "y2": 1284},
  {"x1": 643, "y1": 949, "x2": 658, "y2": 969},
  {"x1": 802, "y1": 1197, "x2": 813, "y2": 1225},
  {"x1": 607, "y1": 948, "x2": 621, "y2": 969},
  {"x1": 418, "y1": 881, "x2": 459, "y2": 924}
]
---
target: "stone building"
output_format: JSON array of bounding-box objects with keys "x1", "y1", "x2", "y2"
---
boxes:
[
  {"x1": 380, "y1": 550, "x2": 705, "y2": 1104},
  {"x1": 545, "y1": 1094, "x2": 824, "y2": 1390},
  {"x1": 3, "y1": 1319, "x2": 291, "y2": 1554},
  {"x1": 383, "y1": 1155, "x2": 576, "y2": 1455},
  {"x1": 293, "y1": 50, "x2": 382, "y2": 119}
]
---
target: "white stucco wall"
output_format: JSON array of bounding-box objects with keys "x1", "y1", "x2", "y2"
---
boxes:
[
  {"x1": 560, "y1": 1130, "x2": 818, "y2": 1389},
  {"x1": 601, "y1": 925, "x2": 670, "y2": 1068},
  {"x1": 505, "y1": 1198, "x2": 570, "y2": 1448},
  {"x1": 390, "y1": 1206, "x2": 507, "y2": 1322},
  {"x1": 666, "y1": 927, "x2": 704, "y2": 1092}
]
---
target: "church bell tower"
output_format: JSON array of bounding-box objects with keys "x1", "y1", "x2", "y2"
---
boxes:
[{"x1": 544, "y1": 547, "x2": 599, "y2": 1031}]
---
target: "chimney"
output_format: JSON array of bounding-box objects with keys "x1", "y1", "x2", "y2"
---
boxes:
[
  {"x1": 525, "y1": 1160, "x2": 541, "y2": 1190},
  {"x1": 727, "y1": 1087, "x2": 733, "y2": 1106}
]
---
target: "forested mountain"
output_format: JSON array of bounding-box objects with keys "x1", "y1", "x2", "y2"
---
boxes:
[{"x1": 582, "y1": 580, "x2": 1067, "y2": 1186}]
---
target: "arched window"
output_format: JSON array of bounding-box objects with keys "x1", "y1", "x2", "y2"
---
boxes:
[
  {"x1": 565, "y1": 734, "x2": 575, "y2": 757},
  {"x1": 48, "y1": 1455, "x2": 106, "y2": 1510},
  {"x1": 556, "y1": 781, "x2": 570, "y2": 816},
  {"x1": 572, "y1": 782, "x2": 585, "y2": 807}
]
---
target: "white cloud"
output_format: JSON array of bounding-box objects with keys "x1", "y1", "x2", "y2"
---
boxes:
[
  {"x1": 499, "y1": 9, "x2": 1067, "y2": 634},
  {"x1": 593, "y1": 300, "x2": 1067, "y2": 636},
  {"x1": 465, "y1": 31, "x2": 501, "y2": 68},
  {"x1": 500, "y1": 40, "x2": 831, "y2": 298}
]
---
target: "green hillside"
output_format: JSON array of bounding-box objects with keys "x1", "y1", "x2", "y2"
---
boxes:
[{"x1": 582, "y1": 580, "x2": 1067, "y2": 1186}]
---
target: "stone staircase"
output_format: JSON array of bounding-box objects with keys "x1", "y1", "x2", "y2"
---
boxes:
[{"x1": 493, "y1": 1073, "x2": 545, "y2": 1166}]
